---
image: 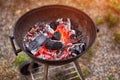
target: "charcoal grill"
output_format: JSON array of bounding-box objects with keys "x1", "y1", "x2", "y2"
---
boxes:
[{"x1": 9, "y1": 5, "x2": 97, "y2": 80}]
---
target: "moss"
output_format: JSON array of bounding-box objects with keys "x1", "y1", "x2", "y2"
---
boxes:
[
  {"x1": 114, "y1": 33, "x2": 120, "y2": 44},
  {"x1": 107, "y1": 13, "x2": 119, "y2": 28},
  {"x1": 96, "y1": 17, "x2": 104, "y2": 25},
  {"x1": 14, "y1": 53, "x2": 30, "y2": 67},
  {"x1": 82, "y1": 68, "x2": 89, "y2": 77},
  {"x1": 107, "y1": 75, "x2": 115, "y2": 80}
]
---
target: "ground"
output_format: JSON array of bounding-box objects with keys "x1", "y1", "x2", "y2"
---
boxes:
[{"x1": 0, "y1": 0, "x2": 120, "y2": 80}]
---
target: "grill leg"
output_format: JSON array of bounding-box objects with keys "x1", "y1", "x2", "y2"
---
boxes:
[
  {"x1": 28, "y1": 60, "x2": 35, "y2": 72},
  {"x1": 44, "y1": 64, "x2": 49, "y2": 80},
  {"x1": 74, "y1": 60, "x2": 85, "y2": 80}
]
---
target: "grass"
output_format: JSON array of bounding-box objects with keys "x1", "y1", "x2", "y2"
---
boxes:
[
  {"x1": 107, "y1": 75, "x2": 115, "y2": 80},
  {"x1": 114, "y1": 33, "x2": 120, "y2": 44},
  {"x1": 54, "y1": 77, "x2": 66, "y2": 80},
  {"x1": 107, "y1": 13, "x2": 119, "y2": 28},
  {"x1": 54, "y1": 73, "x2": 66, "y2": 80},
  {"x1": 0, "y1": 53, "x2": 3, "y2": 58},
  {"x1": 82, "y1": 68, "x2": 89, "y2": 77},
  {"x1": 0, "y1": 60, "x2": 17, "y2": 79},
  {"x1": 86, "y1": 49, "x2": 93, "y2": 62},
  {"x1": 11, "y1": 7, "x2": 16, "y2": 14},
  {"x1": 54, "y1": 72, "x2": 80, "y2": 80},
  {"x1": 14, "y1": 53, "x2": 31, "y2": 67},
  {"x1": 96, "y1": 17, "x2": 104, "y2": 25}
]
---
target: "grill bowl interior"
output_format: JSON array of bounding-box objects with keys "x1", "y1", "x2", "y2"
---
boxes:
[{"x1": 14, "y1": 5, "x2": 96, "y2": 65}]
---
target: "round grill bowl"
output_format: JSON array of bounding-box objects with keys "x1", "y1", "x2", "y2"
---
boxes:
[{"x1": 13, "y1": 5, "x2": 96, "y2": 65}]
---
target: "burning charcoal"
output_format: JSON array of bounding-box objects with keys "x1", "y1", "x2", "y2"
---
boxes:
[
  {"x1": 49, "y1": 21, "x2": 59, "y2": 30},
  {"x1": 58, "y1": 44, "x2": 72, "y2": 54},
  {"x1": 69, "y1": 43, "x2": 86, "y2": 56},
  {"x1": 56, "y1": 18, "x2": 71, "y2": 32},
  {"x1": 26, "y1": 33, "x2": 49, "y2": 54},
  {"x1": 35, "y1": 26, "x2": 41, "y2": 33},
  {"x1": 56, "y1": 18, "x2": 63, "y2": 24},
  {"x1": 58, "y1": 54, "x2": 69, "y2": 60},
  {"x1": 70, "y1": 34, "x2": 76, "y2": 39},
  {"x1": 45, "y1": 40, "x2": 63, "y2": 50},
  {"x1": 71, "y1": 53, "x2": 77, "y2": 57},
  {"x1": 34, "y1": 22, "x2": 43, "y2": 27},
  {"x1": 52, "y1": 32, "x2": 61, "y2": 40},
  {"x1": 27, "y1": 32, "x2": 34, "y2": 37},
  {"x1": 29, "y1": 27, "x2": 37, "y2": 35},
  {"x1": 66, "y1": 18, "x2": 71, "y2": 31},
  {"x1": 70, "y1": 30, "x2": 76, "y2": 35},
  {"x1": 37, "y1": 54, "x2": 45, "y2": 59},
  {"x1": 24, "y1": 18, "x2": 86, "y2": 60},
  {"x1": 45, "y1": 24, "x2": 54, "y2": 34},
  {"x1": 44, "y1": 54, "x2": 54, "y2": 60}
]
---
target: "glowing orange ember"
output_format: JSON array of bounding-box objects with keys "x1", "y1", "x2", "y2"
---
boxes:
[{"x1": 55, "y1": 24, "x2": 70, "y2": 45}]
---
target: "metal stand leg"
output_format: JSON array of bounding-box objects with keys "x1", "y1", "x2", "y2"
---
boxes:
[
  {"x1": 28, "y1": 60, "x2": 35, "y2": 80},
  {"x1": 44, "y1": 64, "x2": 49, "y2": 80},
  {"x1": 28, "y1": 60, "x2": 35, "y2": 72},
  {"x1": 74, "y1": 60, "x2": 85, "y2": 80}
]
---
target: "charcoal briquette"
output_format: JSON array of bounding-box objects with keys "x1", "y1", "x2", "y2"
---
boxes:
[
  {"x1": 45, "y1": 40, "x2": 63, "y2": 50},
  {"x1": 50, "y1": 21, "x2": 59, "y2": 30},
  {"x1": 52, "y1": 32, "x2": 61, "y2": 40}
]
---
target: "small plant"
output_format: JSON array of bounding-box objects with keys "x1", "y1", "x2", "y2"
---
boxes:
[
  {"x1": 114, "y1": 33, "x2": 120, "y2": 44},
  {"x1": 107, "y1": 75, "x2": 115, "y2": 80},
  {"x1": 107, "y1": 13, "x2": 119, "y2": 28},
  {"x1": 82, "y1": 68, "x2": 89, "y2": 77},
  {"x1": 96, "y1": 17, "x2": 104, "y2": 25},
  {"x1": 54, "y1": 77, "x2": 66, "y2": 80},
  {"x1": 14, "y1": 53, "x2": 31, "y2": 67}
]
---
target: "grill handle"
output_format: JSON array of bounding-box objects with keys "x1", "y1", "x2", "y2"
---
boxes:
[{"x1": 9, "y1": 36, "x2": 22, "y2": 56}]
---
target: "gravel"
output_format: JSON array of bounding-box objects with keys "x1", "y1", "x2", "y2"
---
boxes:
[{"x1": 86, "y1": 25, "x2": 120, "y2": 80}]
